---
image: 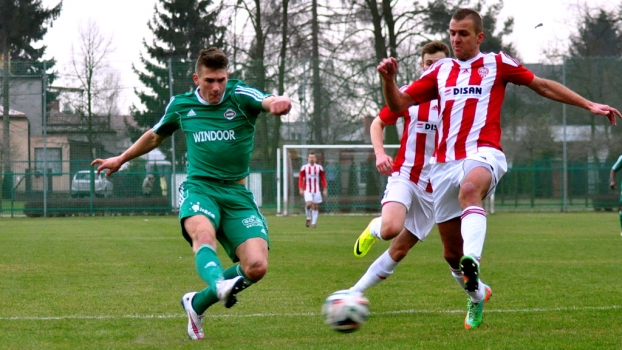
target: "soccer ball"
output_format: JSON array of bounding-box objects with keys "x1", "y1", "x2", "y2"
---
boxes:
[{"x1": 322, "y1": 290, "x2": 370, "y2": 333}]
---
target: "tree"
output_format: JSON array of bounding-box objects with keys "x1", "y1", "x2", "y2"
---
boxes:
[
  {"x1": 562, "y1": 5, "x2": 622, "y2": 162},
  {"x1": 357, "y1": 0, "x2": 427, "y2": 144},
  {"x1": 0, "y1": 0, "x2": 61, "y2": 199},
  {"x1": 569, "y1": 7, "x2": 622, "y2": 58},
  {"x1": 308, "y1": 0, "x2": 323, "y2": 144},
  {"x1": 131, "y1": 0, "x2": 228, "y2": 169},
  {"x1": 67, "y1": 20, "x2": 121, "y2": 156},
  {"x1": 232, "y1": 0, "x2": 271, "y2": 163},
  {"x1": 273, "y1": 0, "x2": 290, "y2": 165}
]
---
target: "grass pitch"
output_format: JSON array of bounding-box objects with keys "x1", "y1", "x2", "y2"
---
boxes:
[{"x1": 0, "y1": 212, "x2": 620, "y2": 349}]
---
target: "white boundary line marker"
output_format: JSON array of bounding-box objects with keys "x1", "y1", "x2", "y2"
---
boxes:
[{"x1": 1, "y1": 305, "x2": 619, "y2": 321}]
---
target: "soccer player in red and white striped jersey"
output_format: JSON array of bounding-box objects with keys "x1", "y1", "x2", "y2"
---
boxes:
[
  {"x1": 378, "y1": 8, "x2": 621, "y2": 329},
  {"x1": 299, "y1": 152, "x2": 327, "y2": 228},
  {"x1": 352, "y1": 41, "x2": 456, "y2": 292}
]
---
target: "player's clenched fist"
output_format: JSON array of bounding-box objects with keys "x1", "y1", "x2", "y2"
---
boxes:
[
  {"x1": 377, "y1": 57, "x2": 399, "y2": 80},
  {"x1": 269, "y1": 96, "x2": 292, "y2": 116},
  {"x1": 375, "y1": 153, "x2": 393, "y2": 176}
]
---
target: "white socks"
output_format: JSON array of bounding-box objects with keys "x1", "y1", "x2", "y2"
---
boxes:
[
  {"x1": 351, "y1": 251, "x2": 397, "y2": 292},
  {"x1": 312, "y1": 210, "x2": 318, "y2": 225},
  {"x1": 461, "y1": 206, "x2": 486, "y2": 259},
  {"x1": 305, "y1": 207, "x2": 311, "y2": 220},
  {"x1": 451, "y1": 266, "x2": 487, "y2": 302},
  {"x1": 369, "y1": 217, "x2": 383, "y2": 239},
  {"x1": 460, "y1": 206, "x2": 488, "y2": 302},
  {"x1": 466, "y1": 280, "x2": 486, "y2": 302},
  {"x1": 450, "y1": 267, "x2": 466, "y2": 289}
]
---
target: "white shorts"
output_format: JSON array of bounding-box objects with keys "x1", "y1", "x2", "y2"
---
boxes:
[
  {"x1": 431, "y1": 147, "x2": 507, "y2": 223},
  {"x1": 304, "y1": 191, "x2": 323, "y2": 204},
  {"x1": 381, "y1": 175, "x2": 435, "y2": 241}
]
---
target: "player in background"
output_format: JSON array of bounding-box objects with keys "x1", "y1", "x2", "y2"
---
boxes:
[
  {"x1": 609, "y1": 155, "x2": 622, "y2": 236},
  {"x1": 92, "y1": 48, "x2": 291, "y2": 340},
  {"x1": 299, "y1": 152, "x2": 327, "y2": 228},
  {"x1": 377, "y1": 8, "x2": 621, "y2": 329},
  {"x1": 352, "y1": 41, "x2": 491, "y2": 302}
]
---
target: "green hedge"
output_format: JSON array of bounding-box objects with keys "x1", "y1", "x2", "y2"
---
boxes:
[{"x1": 24, "y1": 196, "x2": 172, "y2": 217}]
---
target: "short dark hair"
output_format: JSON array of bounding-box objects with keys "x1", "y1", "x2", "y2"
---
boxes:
[
  {"x1": 452, "y1": 8, "x2": 483, "y2": 34},
  {"x1": 421, "y1": 41, "x2": 450, "y2": 59},
  {"x1": 195, "y1": 47, "x2": 229, "y2": 74}
]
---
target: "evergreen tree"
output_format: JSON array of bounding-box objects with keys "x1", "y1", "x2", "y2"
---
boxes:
[
  {"x1": 564, "y1": 6, "x2": 622, "y2": 162},
  {"x1": 0, "y1": 0, "x2": 61, "y2": 199},
  {"x1": 569, "y1": 8, "x2": 622, "y2": 57},
  {"x1": 131, "y1": 0, "x2": 228, "y2": 166},
  {"x1": 0, "y1": 0, "x2": 61, "y2": 74}
]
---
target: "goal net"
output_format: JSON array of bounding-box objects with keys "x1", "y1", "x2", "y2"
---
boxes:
[{"x1": 278, "y1": 144, "x2": 399, "y2": 215}]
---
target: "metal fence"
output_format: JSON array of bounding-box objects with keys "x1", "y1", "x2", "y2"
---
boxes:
[{"x1": 0, "y1": 160, "x2": 619, "y2": 217}]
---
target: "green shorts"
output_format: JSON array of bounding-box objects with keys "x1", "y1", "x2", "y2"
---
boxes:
[{"x1": 178, "y1": 178, "x2": 269, "y2": 263}]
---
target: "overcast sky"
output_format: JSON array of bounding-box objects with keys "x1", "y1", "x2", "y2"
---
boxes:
[{"x1": 39, "y1": 0, "x2": 616, "y2": 114}]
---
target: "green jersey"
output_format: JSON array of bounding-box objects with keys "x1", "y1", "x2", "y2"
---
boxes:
[{"x1": 153, "y1": 79, "x2": 269, "y2": 181}]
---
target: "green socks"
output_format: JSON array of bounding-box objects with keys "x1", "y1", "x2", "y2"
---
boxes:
[
  {"x1": 223, "y1": 264, "x2": 254, "y2": 291},
  {"x1": 191, "y1": 245, "x2": 223, "y2": 314}
]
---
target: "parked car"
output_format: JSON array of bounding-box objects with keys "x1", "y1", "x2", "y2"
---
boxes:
[{"x1": 70, "y1": 170, "x2": 114, "y2": 198}]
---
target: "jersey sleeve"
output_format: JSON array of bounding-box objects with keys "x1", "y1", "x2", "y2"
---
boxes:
[
  {"x1": 498, "y1": 52, "x2": 535, "y2": 86},
  {"x1": 152, "y1": 97, "x2": 181, "y2": 136},
  {"x1": 298, "y1": 167, "x2": 306, "y2": 190},
  {"x1": 612, "y1": 155, "x2": 622, "y2": 171},
  {"x1": 379, "y1": 85, "x2": 410, "y2": 124},
  {"x1": 234, "y1": 83, "x2": 272, "y2": 116},
  {"x1": 404, "y1": 65, "x2": 440, "y2": 104},
  {"x1": 378, "y1": 105, "x2": 404, "y2": 125}
]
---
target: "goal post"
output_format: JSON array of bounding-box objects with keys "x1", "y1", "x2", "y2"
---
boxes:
[{"x1": 279, "y1": 144, "x2": 399, "y2": 216}]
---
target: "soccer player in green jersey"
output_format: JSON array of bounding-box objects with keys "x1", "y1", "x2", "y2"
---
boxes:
[
  {"x1": 92, "y1": 47, "x2": 292, "y2": 340},
  {"x1": 609, "y1": 155, "x2": 622, "y2": 236}
]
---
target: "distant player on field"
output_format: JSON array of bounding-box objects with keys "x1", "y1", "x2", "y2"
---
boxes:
[
  {"x1": 92, "y1": 47, "x2": 291, "y2": 340},
  {"x1": 377, "y1": 8, "x2": 621, "y2": 329},
  {"x1": 609, "y1": 155, "x2": 622, "y2": 236},
  {"x1": 352, "y1": 41, "x2": 491, "y2": 300},
  {"x1": 299, "y1": 152, "x2": 327, "y2": 228}
]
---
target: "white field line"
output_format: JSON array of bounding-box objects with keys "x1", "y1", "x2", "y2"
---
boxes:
[{"x1": 0, "y1": 305, "x2": 619, "y2": 321}]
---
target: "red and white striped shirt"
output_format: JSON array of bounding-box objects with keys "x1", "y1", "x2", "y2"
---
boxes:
[
  {"x1": 299, "y1": 163, "x2": 326, "y2": 193},
  {"x1": 379, "y1": 100, "x2": 438, "y2": 192},
  {"x1": 405, "y1": 52, "x2": 534, "y2": 162}
]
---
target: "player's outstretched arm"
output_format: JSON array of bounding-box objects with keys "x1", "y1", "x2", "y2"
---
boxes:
[
  {"x1": 91, "y1": 129, "x2": 167, "y2": 177},
  {"x1": 370, "y1": 117, "x2": 393, "y2": 176},
  {"x1": 377, "y1": 58, "x2": 415, "y2": 112},
  {"x1": 262, "y1": 96, "x2": 292, "y2": 116},
  {"x1": 527, "y1": 76, "x2": 622, "y2": 125},
  {"x1": 610, "y1": 169, "x2": 617, "y2": 190}
]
